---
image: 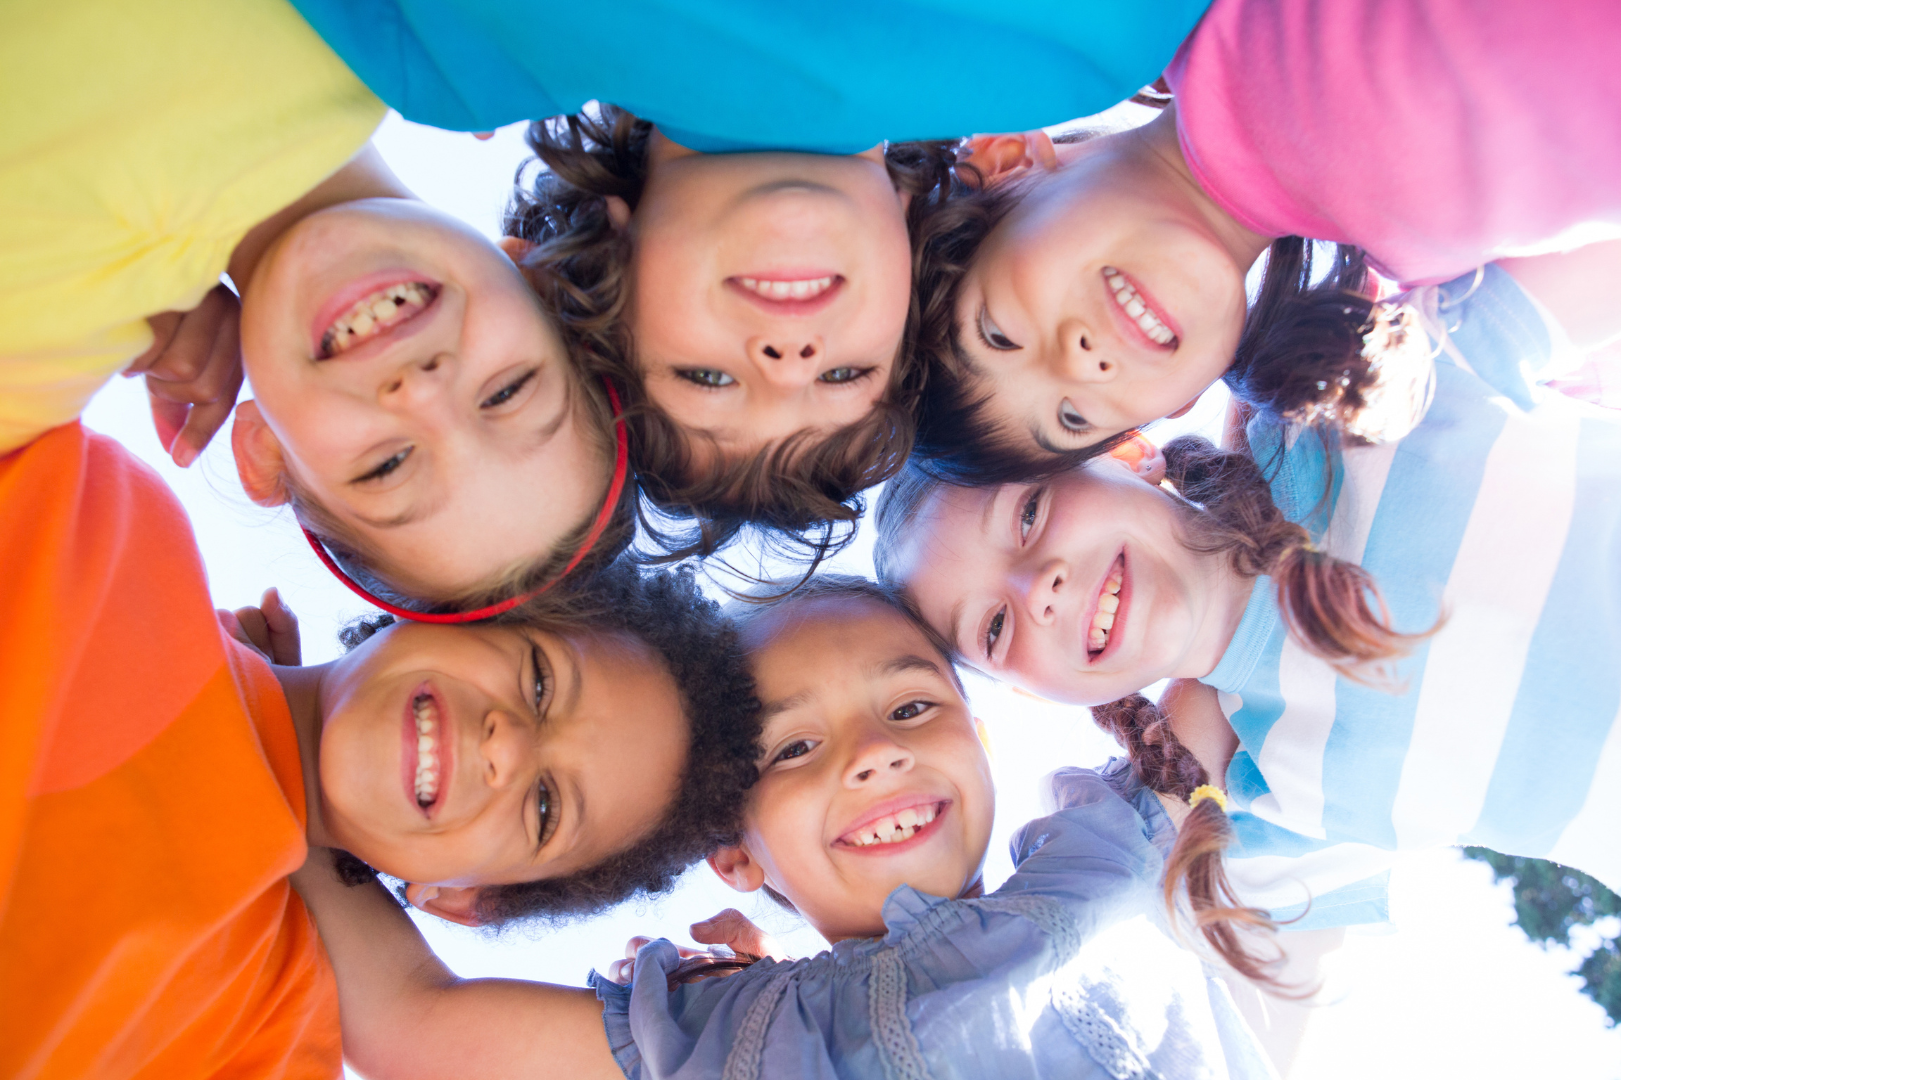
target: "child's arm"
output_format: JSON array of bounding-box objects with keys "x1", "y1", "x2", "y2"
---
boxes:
[
  {"x1": 1494, "y1": 240, "x2": 1621, "y2": 354},
  {"x1": 287, "y1": 850, "x2": 624, "y2": 1080}
]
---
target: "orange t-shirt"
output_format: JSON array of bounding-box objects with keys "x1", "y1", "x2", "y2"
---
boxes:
[{"x1": 0, "y1": 424, "x2": 339, "y2": 1079}]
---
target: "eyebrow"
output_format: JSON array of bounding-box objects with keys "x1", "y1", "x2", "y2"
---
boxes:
[
  {"x1": 873, "y1": 654, "x2": 949, "y2": 680},
  {"x1": 760, "y1": 687, "x2": 818, "y2": 722}
]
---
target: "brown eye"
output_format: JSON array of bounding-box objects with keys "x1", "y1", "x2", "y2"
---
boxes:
[{"x1": 536, "y1": 779, "x2": 556, "y2": 844}]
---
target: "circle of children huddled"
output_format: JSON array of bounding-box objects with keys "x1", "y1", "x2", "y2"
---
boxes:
[{"x1": 0, "y1": 0, "x2": 1618, "y2": 1077}]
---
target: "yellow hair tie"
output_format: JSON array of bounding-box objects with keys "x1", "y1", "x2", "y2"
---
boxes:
[{"x1": 1188, "y1": 785, "x2": 1228, "y2": 812}]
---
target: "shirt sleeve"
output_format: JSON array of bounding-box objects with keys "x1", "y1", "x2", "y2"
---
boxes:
[{"x1": 1423, "y1": 264, "x2": 1579, "y2": 411}]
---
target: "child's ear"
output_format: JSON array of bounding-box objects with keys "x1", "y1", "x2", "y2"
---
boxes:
[
  {"x1": 962, "y1": 131, "x2": 1058, "y2": 188},
  {"x1": 231, "y1": 400, "x2": 290, "y2": 507},
  {"x1": 405, "y1": 883, "x2": 486, "y2": 927},
  {"x1": 974, "y1": 716, "x2": 994, "y2": 758},
  {"x1": 601, "y1": 194, "x2": 632, "y2": 230},
  {"x1": 1106, "y1": 432, "x2": 1167, "y2": 484},
  {"x1": 497, "y1": 236, "x2": 533, "y2": 263},
  {"x1": 707, "y1": 845, "x2": 766, "y2": 894}
]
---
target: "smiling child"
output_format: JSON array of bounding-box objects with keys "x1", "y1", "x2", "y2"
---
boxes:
[
  {"x1": 0, "y1": 420, "x2": 761, "y2": 1077},
  {"x1": 2, "y1": 0, "x2": 636, "y2": 615},
  {"x1": 878, "y1": 256, "x2": 1621, "y2": 903},
  {"x1": 907, "y1": 0, "x2": 1619, "y2": 478},
  {"x1": 286, "y1": 577, "x2": 1290, "y2": 1079}
]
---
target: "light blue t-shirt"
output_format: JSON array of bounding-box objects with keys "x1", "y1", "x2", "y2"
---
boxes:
[
  {"x1": 285, "y1": 0, "x2": 1213, "y2": 152},
  {"x1": 588, "y1": 762, "x2": 1276, "y2": 1080},
  {"x1": 1203, "y1": 265, "x2": 1621, "y2": 930}
]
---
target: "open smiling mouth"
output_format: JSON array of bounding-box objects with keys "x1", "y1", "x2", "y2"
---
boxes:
[
  {"x1": 1101, "y1": 267, "x2": 1178, "y2": 347},
  {"x1": 835, "y1": 800, "x2": 949, "y2": 851},
  {"x1": 1089, "y1": 553, "x2": 1126, "y2": 657},
  {"x1": 319, "y1": 280, "x2": 438, "y2": 359},
  {"x1": 410, "y1": 690, "x2": 444, "y2": 810}
]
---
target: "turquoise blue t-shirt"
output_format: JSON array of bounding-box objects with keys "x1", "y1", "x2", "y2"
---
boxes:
[
  {"x1": 1203, "y1": 265, "x2": 1621, "y2": 930},
  {"x1": 286, "y1": 0, "x2": 1213, "y2": 152}
]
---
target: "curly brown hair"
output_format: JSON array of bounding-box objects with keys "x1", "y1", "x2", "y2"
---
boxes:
[
  {"x1": 502, "y1": 104, "x2": 968, "y2": 567},
  {"x1": 330, "y1": 555, "x2": 765, "y2": 926}
]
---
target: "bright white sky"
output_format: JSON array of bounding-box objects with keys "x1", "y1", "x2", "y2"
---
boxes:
[{"x1": 80, "y1": 108, "x2": 1617, "y2": 1079}]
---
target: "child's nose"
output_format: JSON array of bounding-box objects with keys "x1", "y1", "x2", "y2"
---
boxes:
[
  {"x1": 1023, "y1": 558, "x2": 1070, "y2": 624},
  {"x1": 376, "y1": 351, "x2": 454, "y2": 410},
  {"x1": 747, "y1": 335, "x2": 824, "y2": 391},
  {"x1": 477, "y1": 708, "x2": 534, "y2": 790},
  {"x1": 844, "y1": 736, "x2": 915, "y2": 786},
  {"x1": 1054, "y1": 321, "x2": 1116, "y2": 384}
]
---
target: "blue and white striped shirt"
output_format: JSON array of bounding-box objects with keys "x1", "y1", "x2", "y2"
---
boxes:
[{"x1": 1206, "y1": 265, "x2": 1620, "y2": 930}]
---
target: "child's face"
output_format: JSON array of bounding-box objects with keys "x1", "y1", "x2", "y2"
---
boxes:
[
  {"x1": 315, "y1": 621, "x2": 689, "y2": 889},
  {"x1": 238, "y1": 199, "x2": 606, "y2": 600},
  {"x1": 891, "y1": 458, "x2": 1239, "y2": 706},
  {"x1": 956, "y1": 136, "x2": 1251, "y2": 453},
  {"x1": 627, "y1": 138, "x2": 912, "y2": 470},
  {"x1": 726, "y1": 597, "x2": 993, "y2": 943}
]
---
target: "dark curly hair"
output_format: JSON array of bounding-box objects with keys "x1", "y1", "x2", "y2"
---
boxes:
[
  {"x1": 502, "y1": 103, "x2": 969, "y2": 570},
  {"x1": 331, "y1": 555, "x2": 765, "y2": 926}
]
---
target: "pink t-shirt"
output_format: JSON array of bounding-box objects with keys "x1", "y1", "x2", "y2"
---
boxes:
[{"x1": 1165, "y1": 0, "x2": 1619, "y2": 287}]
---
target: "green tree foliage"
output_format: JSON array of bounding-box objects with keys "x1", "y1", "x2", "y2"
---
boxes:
[{"x1": 1460, "y1": 847, "x2": 1620, "y2": 1026}]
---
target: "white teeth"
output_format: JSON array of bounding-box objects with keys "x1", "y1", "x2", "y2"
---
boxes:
[
  {"x1": 846, "y1": 804, "x2": 939, "y2": 847},
  {"x1": 1089, "y1": 561, "x2": 1125, "y2": 654},
  {"x1": 321, "y1": 281, "x2": 435, "y2": 358},
  {"x1": 1101, "y1": 267, "x2": 1176, "y2": 346},
  {"x1": 412, "y1": 693, "x2": 441, "y2": 806},
  {"x1": 737, "y1": 275, "x2": 835, "y2": 302}
]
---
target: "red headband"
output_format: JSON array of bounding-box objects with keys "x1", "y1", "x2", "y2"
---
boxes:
[{"x1": 303, "y1": 377, "x2": 630, "y2": 624}]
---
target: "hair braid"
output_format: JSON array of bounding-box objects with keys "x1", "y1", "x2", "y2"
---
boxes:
[
  {"x1": 1161, "y1": 435, "x2": 1435, "y2": 679},
  {"x1": 1091, "y1": 694, "x2": 1301, "y2": 993}
]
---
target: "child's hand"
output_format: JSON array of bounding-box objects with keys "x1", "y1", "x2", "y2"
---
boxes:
[
  {"x1": 602, "y1": 935, "x2": 739, "y2": 986},
  {"x1": 125, "y1": 282, "x2": 243, "y2": 467},
  {"x1": 690, "y1": 908, "x2": 784, "y2": 964},
  {"x1": 216, "y1": 587, "x2": 302, "y2": 666}
]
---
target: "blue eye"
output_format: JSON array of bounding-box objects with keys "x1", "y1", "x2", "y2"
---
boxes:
[{"x1": 1019, "y1": 490, "x2": 1041, "y2": 539}]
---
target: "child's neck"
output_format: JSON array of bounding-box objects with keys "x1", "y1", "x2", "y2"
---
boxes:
[
  {"x1": 1065, "y1": 107, "x2": 1273, "y2": 274},
  {"x1": 272, "y1": 661, "x2": 342, "y2": 849},
  {"x1": 225, "y1": 143, "x2": 416, "y2": 294},
  {"x1": 1186, "y1": 557, "x2": 1263, "y2": 680}
]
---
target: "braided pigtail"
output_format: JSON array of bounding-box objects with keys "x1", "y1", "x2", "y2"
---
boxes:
[
  {"x1": 1161, "y1": 435, "x2": 1436, "y2": 680},
  {"x1": 1091, "y1": 694, "x2": 1299, "y2": 993}
]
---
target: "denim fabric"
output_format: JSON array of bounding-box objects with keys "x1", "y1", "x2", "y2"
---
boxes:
[{"x1": 590, "y1": 762, "x2": 1275, "y2": 1080}]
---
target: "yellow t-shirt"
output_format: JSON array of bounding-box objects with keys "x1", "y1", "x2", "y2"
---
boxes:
[{"x1": 0, "y1": 0, "x2": 386, "y2": 454}]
